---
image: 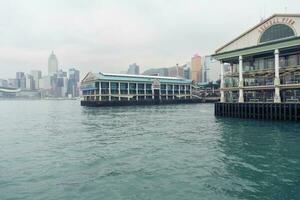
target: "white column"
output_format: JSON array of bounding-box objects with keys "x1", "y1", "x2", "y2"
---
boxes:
[
  {"x1": 238, "y1": 56, "x2": 244, "y2": 103},
  {"x1": 178, "y1": 85, "x2": 181, "y2": 99},
  {"x1": 184, "y1": 85, "x2": 187, "y2": 99},
  {"x1": 136, "y1": 83, "x2": 138, "y2": 101},
  {"x1": 118, "y1": 82, "x2": 121, "y2": 101},
  {"x1": 99, "y1": 82, "x2": 102, "y2": 101},
  {"x1": 159, "y1": 85, "x2": 162, "y2": 100},
  {"x1": 108, "y1": 81, "x2": 111, "y2": 101},
  {"x1": 172, "y1": 84, "x2": 175, "y2": 99},
  {"x1": 220, "y1": 62, "x2": 225, "y2": 103},
  {"x1": 274, "y1": 49, "x2": 281, "y2": 103},
  {"x1": 166, "y1": 85, "x2": 168, "y2": 100},
  {"x1": 127, "y1": 83, "x2": 130, "y2": 101},
  {"x1": 144, "y1": 83, "x2": 146, "y2": 99}
]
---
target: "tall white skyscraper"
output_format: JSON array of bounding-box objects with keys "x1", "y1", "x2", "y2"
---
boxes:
[{"x1": 48, "y1": 51, "x2": 58, "y2": 76}]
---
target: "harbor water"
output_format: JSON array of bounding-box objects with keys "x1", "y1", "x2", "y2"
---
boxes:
[{"x1": 0, "y1": 100, "x2": 300, "y2": 200}]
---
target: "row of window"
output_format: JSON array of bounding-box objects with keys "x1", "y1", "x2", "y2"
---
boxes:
[
  {"x1": 94, "y1": 82, "x2": 190, "y2": 90},
  {"x1": 84, "y1": 95, "x2": 191, "y2": 101},
  {"x1": 224, "y1": 54, "x2": 300, "y2": 73},
  {"x1": 224, "y1": 89, "x2": 300, "y2": 103},
  {"x1": 83, "y1": 89, "x2": 191, "y2": 95}
]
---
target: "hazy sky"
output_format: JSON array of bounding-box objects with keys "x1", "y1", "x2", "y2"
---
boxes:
[{"x1": 0, "y1": 0, "x2": 299, "y2": 79}]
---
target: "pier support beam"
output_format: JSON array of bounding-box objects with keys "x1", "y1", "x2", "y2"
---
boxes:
[
  {"x1": 238, "y1": 56, "x2": 244, "y2": 103},
  {"x1": 274, "y1": 49, "x2": 281, "y2": 103},
  {"x1": 220, "y1": 62, "x2": 225, "y2": 103}
]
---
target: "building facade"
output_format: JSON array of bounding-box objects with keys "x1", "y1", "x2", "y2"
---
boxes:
[
  {"x1": 213, "y1": 14, "x2": 300, "y2": 103},
  {"x1": 127, "y1": 63, "x2": 140, "y2": 75},
  {"x1": 48, "y1": 51, "x2": 58, "y2": 76},
  {"x1": 68, "y1": 68, "x2": 80, "y2": 97},
  {"x1": 191, "y1": 54, "x2": 202, "y2": 83},
  {"x1": 81, "y1": 72, "x2": 194, "y2": 106}
]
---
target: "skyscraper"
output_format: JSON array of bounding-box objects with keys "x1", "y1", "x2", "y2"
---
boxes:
[
  {"x1": 48, "y1": 51, "x2": 58, "y2": 76},
  {"x1": 68, "y1": 68, "x2": 80, "y2": 97},
  {"x1": 30, "y1": 70, "x2": 42, "y2": 89},
  {"x1": 127, "y1": 63, "x2": 140, "y2": 75},
  {"x1": 16, "y1": 72, "x2": 26, "y2": 89},
  {"x1": 191, "y1": 54, "x2": 202, "y2": 83}
]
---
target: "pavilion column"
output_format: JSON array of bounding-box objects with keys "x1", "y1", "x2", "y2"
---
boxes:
[
  {"x1": 166, "y1": 85, "x2": 168, "y2": 100},
  {"x1": 99, "y1": 82, "x2": 102, "y2": 101},
  {"x1": 220, "y1": 62, "x2": 225, "y2": 103},
  {"x1": 127, "y1": 83, "x2": 130, "y2": 101},
  {"x1": 184, "y1": 85, "x2": 187, "y2": 99},
  {"x1": 238, "y1": 56, "x2": 244, "y2": 103},
  {"x1": 108, "y1": 81, "x2": 111, "y2": 101},
  {"x1": 144, "y1": 83, "x2": 146, "y2": 99},
  {"x1": 136, "y1": 83, "x2": 138, "y2": 101},
  {"x1": 118, "y1": 82, "x2": 121, "y2": 101},
  {"x1": 274, "y1": 49, "x2": 281, "y2": 103},
  {"x1": 172, "y1": 84, "x2": 175, "y2": 99}
]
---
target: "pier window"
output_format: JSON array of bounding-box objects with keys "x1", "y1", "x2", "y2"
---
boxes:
[
  {"x1": 288, "y1": 55, "x2": 298, "y2": 67},
  {"x1": 129, "y1": 83, "x2": 137, "y2": 94},
  {"x1": 110, "y1": 82, "x2": 119, "y2": 94},
  {"x1": 120, "y1": 83, "x2": 128, "y2": 94},
  {"x1": 102, "y1": 96, "x2": 109, "y2": 101},
  {"x1": 146, "y1": 84, "x2": 152, "y2": 95},
  {"x1": 138, "y1": 83, "x2": 145, "y2": 94},
  {"x1": 259, "y1": 24, "x2": 295, "y2": 43},
  {"x1": 111, "y1": 96, "x2": 119, "y2": 101},
  {"x1": 138, "y1": 96, "x2": 145, "y2": 100},
  {"x1": 174, "y1": 85, "x2": 179, "y2": 94},
  {"x1": 282, "y1": 89, "x2": 300, "y2": 102},
  {"x1": 180, "y1": 85, "x2": 185, "y2": 93},
  {"x1": 101, "y1": 82, "x2": 109, "y2": 94},
  {"x1": 161, "y1": 84, "x2": 166, "y2": 94},
  {"x1": 167, "y1": 85, "x2": 173, "y2": 94},
  {"x1": 186, "y1": 85, "x2": 190, "y2": 94}
]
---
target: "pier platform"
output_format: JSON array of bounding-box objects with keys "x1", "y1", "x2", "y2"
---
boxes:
[
  {"x1": 215, "y1": 103, "x2": 300, "y2": 121},
  {"x1": 81, "y1": 99, "x2": 203, "y2": 107}
]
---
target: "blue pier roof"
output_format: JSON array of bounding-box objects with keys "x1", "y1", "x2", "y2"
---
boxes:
[{"x1": 82, "y1": 72, "x2": 193, "y2": 84}]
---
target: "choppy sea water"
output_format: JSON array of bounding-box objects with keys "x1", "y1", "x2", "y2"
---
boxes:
[{"x1": 0, "y1": 100, "x2": 300, "y2": 200}]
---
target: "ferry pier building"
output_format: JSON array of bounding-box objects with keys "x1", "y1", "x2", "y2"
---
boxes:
[
  {"x1": 214, "y1": 14, "x2": 300, "y2": 120},
  {"x1": 80, "y1": 72, "x2": 200, "y2": 107}
]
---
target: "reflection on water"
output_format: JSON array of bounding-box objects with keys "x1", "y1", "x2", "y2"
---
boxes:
[{"x1": 0, "y1": 100, "x2": 300, "y2": 200}]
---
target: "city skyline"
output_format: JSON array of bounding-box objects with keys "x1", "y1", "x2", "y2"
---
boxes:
[{"x1": 0, "y1": 0, "x2": 299, "y2": 79}]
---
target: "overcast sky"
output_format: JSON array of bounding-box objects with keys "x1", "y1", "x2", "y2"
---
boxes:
[{"x1": 0, "y1": 0, "x2": 299, "y2": 79}]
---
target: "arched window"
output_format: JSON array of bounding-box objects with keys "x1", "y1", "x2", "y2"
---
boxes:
[{"x1": 259, "y1": 24, "x2": 295, "y2": 43}]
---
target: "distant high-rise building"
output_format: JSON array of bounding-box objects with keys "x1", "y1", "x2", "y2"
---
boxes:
[
  {"x1": 168, "y1": 64, "x2": 184, "y2": 78},
  {"x1": 30, "y1": 70, "x2": 42, "y2": 89},
  {"x1": 68, "y1": 68, "x2": 80, "y2": 97},
  {"x1": 48, "y1": 51, "x2": 58, "y2": 76},
  {"x1": 191, "y1": 54, "x2": 202, "y2": 83},
  {"x1": 143, "y1": 68, "x2": 169, "y2": 76},
  {"x1": 8, "y1": 79, "x2": 18, "y2": 88},
  {"x1": 16, "y1": 72, "x2": 26, "y2": 89},
  {"x1": 183, "y1": 63, "x2": 191, "y2": 80},
  {"x1": 25, "y1": 74, "x2": 34, "y2": 90},
  {"x1": 127, "y1": 63, "x2": 140, "y2": 75},
  {"x1": 0, "y1": 79, "x2": 8, "y2": 87},
  {"x1": 203, "y1": 56, "x2": 221, "y2": 82}
]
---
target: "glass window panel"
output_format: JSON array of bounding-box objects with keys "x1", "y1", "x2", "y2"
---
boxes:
[{"x1": 260, "y1": 24, "x2": 295, "y2": 43}]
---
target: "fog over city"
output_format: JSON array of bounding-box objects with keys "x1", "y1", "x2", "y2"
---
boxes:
[{"x1": 0, "y1": 0, "x2": 299, "y2": 78}]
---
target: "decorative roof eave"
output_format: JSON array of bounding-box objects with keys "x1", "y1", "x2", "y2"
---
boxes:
[
  {"x1": 215, "y1": 13, "x2": 300, "y2": 53},
  {"x1": 212, "y1": 36, "x2": 300, "y2": 61}
]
